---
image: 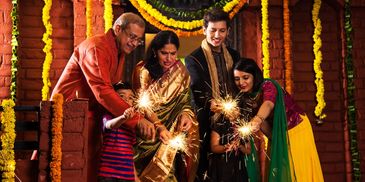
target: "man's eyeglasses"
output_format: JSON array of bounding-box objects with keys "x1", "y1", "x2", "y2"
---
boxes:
[{"x1": 123, "y1": 29, "x2": 144, "y2": 46}]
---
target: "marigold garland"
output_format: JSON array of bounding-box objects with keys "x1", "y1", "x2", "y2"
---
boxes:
[
  {"x1": 0, "y1": 99, "x2": 16, "y2": 180},
  {"x1": 50, "y1": 94, "x2": 64, "y2": 182},
  {"x1": 261, "y1": 0, "x2": 270, "y2": 78},
  {"x1": 41, "y1": 0, "x2": 53, "y2": 101},
  {"x1": 344, "y1": 0, "x2": 361, "y2": 180},
  {"x1": 312, "y1": 0, "x2": 326, "y2": 120},
  {"x1": 104, "y1": 0, "x2": 113, "y2": 32},
  {"x1": 10, "y1": 0, "x2": 19, "y2": 101},
  {"x1": 130, "y1": 0, "x2": 247, "y2": 37},
  {"x1": 283, "y1": 0, "x2": 293, "y2": 94},
  {"x1": 86, "y1": 0, "x2": 92, "y2": 38}
]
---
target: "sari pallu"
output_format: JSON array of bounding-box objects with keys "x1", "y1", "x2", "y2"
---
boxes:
[{"x1": 134, "y1": 61, "x2": 200, "y2": 182}]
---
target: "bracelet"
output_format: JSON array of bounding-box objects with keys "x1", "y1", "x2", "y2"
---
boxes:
[{"x1": 255, "y1": 115, "x2": 265, "y2": 123}]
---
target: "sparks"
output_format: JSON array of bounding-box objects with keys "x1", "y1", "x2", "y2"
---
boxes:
[
  {"x1": 237, "y1": 122, "x2": 252, "y2": 139},
  {"x1": 216, "y1": 95, "x2": 239, "y2": 119},
  {"x1": 135, "y1": 90, "x2": 154, "y2": 113},
  {"x1": 168, "y1": 133, "x2": 188, "y2": 152}
]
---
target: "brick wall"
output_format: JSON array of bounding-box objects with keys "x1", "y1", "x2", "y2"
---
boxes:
[
  {"x1": 0, "y1": 0, "x2": 12, "y2": 100},
  {"x1": 38, "y1": 100, "x2": 89, "y2": 182}
]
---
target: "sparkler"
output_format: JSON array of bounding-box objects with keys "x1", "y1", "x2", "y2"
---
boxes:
[
  {"x1": 134, "y1": 90, "x2": 154, "y2": 113},
  {"x1": 237, "y1": 121, "x2": 252, "y2": 140},
  {"x1": 215, "y1": 95, "x2": 239, "y2": 119},
  {"x1": 168, "y1": 133, "x2": 188, "y2": 152}
]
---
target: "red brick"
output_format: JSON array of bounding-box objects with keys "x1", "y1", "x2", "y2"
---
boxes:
[
  {"x1": 0, "y1": 65, "x2": 11, "y2": 76},
  {"x1": 19, "y1": 16, "x2": 43, "y2": 28},
  {"x1": 20, "y1": 79, "x2": 43, "y2": 90},
  {"x1": 20, "y1": 59, "x2": 43, "y2": 68},
  {"x1": 52, "y1": 28, "x2": 73, "y2": 39},
  {"x1": 19, "y1": 38, "x2": 44, "y2": 48},
  {"x1": 62, "y1": 152, "x2": 85, "y2": 169},
  {"x1": 62, "y1": 170, "x2": 84, "y2": 182},
  {"x1": 63, "y1": 133, "x2": 84, "y2": 151}
]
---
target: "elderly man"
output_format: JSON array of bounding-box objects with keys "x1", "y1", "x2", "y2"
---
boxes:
[{"x1": 51, "y1": 13, "x2": 154, "y2": 181}]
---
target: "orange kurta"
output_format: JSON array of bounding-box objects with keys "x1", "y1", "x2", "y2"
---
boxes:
[{"x1": 51, "y1": 29, "x2": 138, "y2": 129}]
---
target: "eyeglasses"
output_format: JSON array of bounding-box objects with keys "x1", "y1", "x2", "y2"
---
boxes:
[{"x1": 123, "y1": 29, "x2": 144, "y2": 46}]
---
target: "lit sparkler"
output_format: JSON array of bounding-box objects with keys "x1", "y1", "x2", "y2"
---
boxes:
[
  {"x1": 216, "y1": 95, "x2": 239, "y2": 119},
  {"x1": 168, "y1": 133, "x2": 188, "y2": 152},
  {"x1": 237, "y1": 121, "x2": 252, "y2": 140},
  {"x1": 134, "y1": 90, "x2": 154, "y2": 113}
]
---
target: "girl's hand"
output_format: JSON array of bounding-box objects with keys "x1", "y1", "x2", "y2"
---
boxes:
[
  {"x1": 210, "y1": 99, "x2": 221, "y2": 113},
  {"x1": 223, "y1": 143, "x2": 235, "y2": 152}
]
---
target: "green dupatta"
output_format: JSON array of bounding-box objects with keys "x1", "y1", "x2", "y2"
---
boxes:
[{"x1": 265, "y1": 79, "x2": 292, "y2": 182}]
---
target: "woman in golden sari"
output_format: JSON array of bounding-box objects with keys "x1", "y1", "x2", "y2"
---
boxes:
[{"x1": 132, "y1": 30, "x2": 199, "y2": 182}]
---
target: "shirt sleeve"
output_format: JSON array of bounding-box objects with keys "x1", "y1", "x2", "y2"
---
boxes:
[
  {"x1": 262, "y1": 81, "x2": 277, "y2": 104},
  {"x1": 80, "y1": 46, "x2": 138, "y2": 130}
]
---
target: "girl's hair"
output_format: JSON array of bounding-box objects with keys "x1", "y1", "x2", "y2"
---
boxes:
[
  {"x1": 113, "y1": 81, "x2": 132, "y2": 91},
  {"x1": 144, "y1": 30, "x2": 180, "y2": 80},
  {"x1": 233, "y1": 58, "x2": 264, "y2": 92}
]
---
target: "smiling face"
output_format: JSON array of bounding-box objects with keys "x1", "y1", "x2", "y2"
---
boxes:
[
  {"x1": 115, "y1": 23, "x2": 144, "y2": 55},
  {"x1": 203, "y1": 21, "x2": 229, "y2": 48},
  {"x1": 234, "y1": 70, "x2": 254, "y2": 93},
  {"x1": 156, "y1": 43, "x2": 178, "y2": 72}
]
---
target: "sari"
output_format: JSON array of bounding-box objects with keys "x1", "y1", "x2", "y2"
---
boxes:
[{"x1": 133, "y1": 60, "x2": 200, "y2": 182}]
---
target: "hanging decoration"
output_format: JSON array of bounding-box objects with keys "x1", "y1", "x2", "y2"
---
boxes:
[
  {"x1": 283, "y1": 0, "x2": 293, "y2": 94},
  {"x1": 261, "y1": 0, "x2": 270, "y2": 78},
  {"x1": 86, "y1": 0, "x2": 92, "y2": 38},
  {"x1": 344, "y1": 0, "x2": 361, "y2": 180},
  {"x1": 312, "y1": 0, "x2": 326, "y2": 121},
  {"x1": 104, "y1": 0, "x2": 113, "y2": 32},
  {"x1": 50, "y1": 94, "x2": 64, "y2": 182},
  {"x1": 10, "y1": 0, "x2": 19, "y2": 101},
  {"x1": 129, "y1": 0, "x2": 248, "y2": 37},
  {"x1": 41, "y1": 0, "x2": 53, "y2": 101},
  {"x1": 0, "y1": 99, "x2": 16, "y2": 180}
]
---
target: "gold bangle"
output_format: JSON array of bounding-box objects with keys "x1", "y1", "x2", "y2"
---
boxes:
[{"x1": 255, "y1": 115, "x2": 265, "y2": 123}]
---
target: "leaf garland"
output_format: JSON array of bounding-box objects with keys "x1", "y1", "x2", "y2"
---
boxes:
[
  {"x1": 41, "y1": 0, "x2": 53, "y2": 101},
  {"x1": 283, "y1": 0, "x2": 293, "y2": 94},
  {"x1": 10, "y1": 0, "x2": 19, "y2": 101},
  {"x1": 344, "y1": 0, "x2": 361, "y2": 180},
  {"x1": 86, "y1": 0, "x2": 92, "y2": 38},
  {"x1": 312, "y1": 0, "x2": 326, "y2": 120},
  {"x1": 261, "y1": 0, "x2": 270, "y2": 78},
  {"x1": 148, "y1": 0, "x2": 231, "y2": 20},
  {"x1": 130, "y1": 0, "x2": 247, "y2": 37},
  {"x1": 104, "y1": 0, "x2": 113, "y2": 32},
  {"x1": 50, "y1": 94, "x2": 64, "y2": 182},
  {"x1": 0, "y1": 99, "x2": 16, "y2": 181}
]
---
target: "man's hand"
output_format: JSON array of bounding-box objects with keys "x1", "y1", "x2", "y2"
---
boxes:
[{"x1": 136, "y1": 118, "x2": 155, "y2": 140}]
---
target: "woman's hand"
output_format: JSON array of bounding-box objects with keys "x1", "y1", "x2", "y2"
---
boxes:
[
  {"x1": 178, "y1": 113, "x2": 193, "y2": 132},
  {"x1": 157, "y1": 126, "x2": 172, "y2": 144},
  {"x1": 223, "y1": 143, "x2": 235, "y2": 152},
  {"x1": 249, "y1": 115, "x2": 264, "y2": 132}
]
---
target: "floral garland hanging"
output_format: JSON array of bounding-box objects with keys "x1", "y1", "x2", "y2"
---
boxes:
[
  {"x1": 104, "y1": 0, "x2": 113, "y2": 32},
  {"x1": 10, "y1": 0, "x2": 19, "y2": 101},
  {"x1": 86, "y1": 0, "x2": 92, "y2": 38},
  {"x1": 41, "y1": 0, "x2": 53, "y2": 101},
  {"x1": 283, "y1": 0, "x2": 293, "y2": 94},
  {"x1": 0, "y1": 99, "x2": 16, "y2": 180},
  {"x1": 261, "y1": 0, "x2": 270, "y2": 78},
  {"x1": 49, "y1": 94, "x2": 64, "y2": 182},
  {"x1": 344, "y1": 0, "x2": 361, "y2": 180},
  {"x1": 312, "y1": 0, "x2": 326, "y2": 121},
  {"x1": 130, "y1": 0, "x2": 247, "y2": 37}
]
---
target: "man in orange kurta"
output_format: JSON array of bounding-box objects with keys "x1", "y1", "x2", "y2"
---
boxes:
[{"x1": 51, "y1": 13, "x2": 155, "y2": 181}]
